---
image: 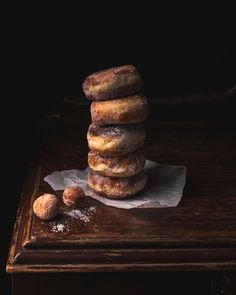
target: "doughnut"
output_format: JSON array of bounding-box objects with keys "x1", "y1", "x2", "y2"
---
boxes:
[
  {"x1": 88, "y1": 169, "x2": 147, "y2": 199},
  {"x1": 88, "y1": 149, "x2": 145, "y2": 177},
  {"x1": 33, "y1": 194, "x2": 59, "y2": 221},
  {"x1": 91, "y1": 94, "x2": 148, "y2": 125},
  {"x1": 87, "y1": 124, "x2": 145, "y2": 156},
  {"x1": 63, "y1": 186, "x2": 85, "y2": 208},
  {"x1": 82, "y1": 65, "x2": 142, "y2": 100}
]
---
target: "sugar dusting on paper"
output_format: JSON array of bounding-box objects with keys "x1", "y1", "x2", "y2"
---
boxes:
[{"x1": 44, "y1": 160, "x2": 186, "y2": 209}]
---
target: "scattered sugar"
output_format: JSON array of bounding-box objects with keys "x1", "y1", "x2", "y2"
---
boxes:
[
  {"x1": 65, "y1": 206, "x2": 96, "y2": 223},
  {"x1": 50, "y1": 206, "x2": 96, "y2": 233},
  {"x1": 88, "y1": 206, "x2": 96, "y2": 213},
  {"x1": 66, "y1": 210, "x2": 90, "y2": 223},
  {"x1": 52, "y1": 223, "x2": 68, "y2": 232}
]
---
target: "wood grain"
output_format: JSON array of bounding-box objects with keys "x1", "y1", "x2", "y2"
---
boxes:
[{"x1": 6, "y1": 97, "x2": 236, "y2": 273}]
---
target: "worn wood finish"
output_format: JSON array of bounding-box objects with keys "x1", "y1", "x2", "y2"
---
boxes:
[{"x1": 6, "y1": 97, "x2": 236, "y2": 275}]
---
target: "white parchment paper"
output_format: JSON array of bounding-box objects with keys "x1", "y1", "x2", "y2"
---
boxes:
[{"x1": 44, "y1": 160, "x2": 186, "y2": 209}]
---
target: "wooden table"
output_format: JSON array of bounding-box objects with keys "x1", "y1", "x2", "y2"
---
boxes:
[{"x1": 7, "y1": 97, "x2": 236, "y2": 294}]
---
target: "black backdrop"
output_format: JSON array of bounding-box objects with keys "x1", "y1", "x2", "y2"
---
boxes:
[{"x1": 1, "y1": 3, "x2": 235, "y2": 293}]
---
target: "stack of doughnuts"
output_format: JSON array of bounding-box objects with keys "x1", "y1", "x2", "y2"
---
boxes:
[{"x1": 83, "y1": 65, "x2": 148, "y2": 199}]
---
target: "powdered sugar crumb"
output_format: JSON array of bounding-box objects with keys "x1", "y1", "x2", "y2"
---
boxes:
[
  {"x1": 50, "y1": 206, "x2": 97, "y2": 233},
  {"x1": 88, "y1": 206, "x2": 96, "y2": 213},
  {"x1": 52, "y1": 223, "x2": 68, "y2": 232},
  {"x1": 65, "y1": 206, "x2": 96, "y2": 223}
]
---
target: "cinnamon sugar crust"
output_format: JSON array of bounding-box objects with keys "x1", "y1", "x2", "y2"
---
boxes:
[
  {"x1": 88, "y1": 149, "x2": 145, "y2": 177},
  {"x1": 83, "y1": 65, "x2": 142, "y2": 100},
  {"x1": 87, "y1": 124, "x2": 145, "y2": 156},
  {"x1": 91, "y1": 94, "x2": 148, "y2": 125},
  {"x1": 33, "y1": 194, "x2": 59, "y2": 221},
  {"x1": 88, "y1": 169, "x2": 147, "y2": 199}
]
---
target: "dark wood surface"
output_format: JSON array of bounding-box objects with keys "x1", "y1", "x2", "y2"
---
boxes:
[
  {"x1": 11, "y1": 272, "x2": 236, "y2": 295},
  {"x1": 6, "y1": 97, "x2": 236, "y2": 275}
]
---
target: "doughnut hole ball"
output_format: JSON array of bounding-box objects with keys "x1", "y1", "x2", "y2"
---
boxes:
[
  {"x1": 63, "y1": 185, "x2": 85, "y2": 208},
  {"x1": 33, "y1": 193, "x2": 60, "y2": 220}
]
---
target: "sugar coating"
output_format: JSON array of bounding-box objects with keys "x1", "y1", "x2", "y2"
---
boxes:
[
  {"x1": 87, "y1": 124, "x2": 145, "y2": 156},
  {"x1": 63, "y1": 185, "x2": 85, "y2": 208},
  {"x1": 91, "y1": 94, "x2": 148, "y2": 125},
  {"x1": 33, "y1": 194, "x2": 59, "y2": 221},
  {"x1": 82, "y1": 65, "x2": 142, "y2": 100},
  {"x1": 88, "y1": 170, "x2": 147, "y2": 198},
  {"x1": 88, "y1": 149, "x2": 145, "y2": 177}
]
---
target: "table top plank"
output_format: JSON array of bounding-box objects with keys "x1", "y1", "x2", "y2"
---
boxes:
[{"x1": 7, "y1": 98, "x2": 236, "y2": 272}]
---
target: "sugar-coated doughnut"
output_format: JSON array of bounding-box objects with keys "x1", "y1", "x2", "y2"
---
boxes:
[
  {"x1": 33, "y1": 194, "x2": 59, "y2": 221},
  {"x1": 87, "y1": 124, "x2": 145, "y2": 156},
  {"x1": 91, "y1": 94, "x2": 148, "y2": 125},
  {"x1": 63, "y1": 186, "x2": 85, "y2": 208},
  {"x1": 88, "y1": 149, "x2": 145, "y2": 177},
  {"x1": 88, "y1": 169, "x2": 147, "y2": 199},
  {"x1": 83, "y1": 65, "x2": 142, "y2": 100}
]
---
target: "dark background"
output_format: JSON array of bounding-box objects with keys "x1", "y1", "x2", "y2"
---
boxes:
[{"x1": 1, "y1": 3, "x2": 235, "y2": 293}]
